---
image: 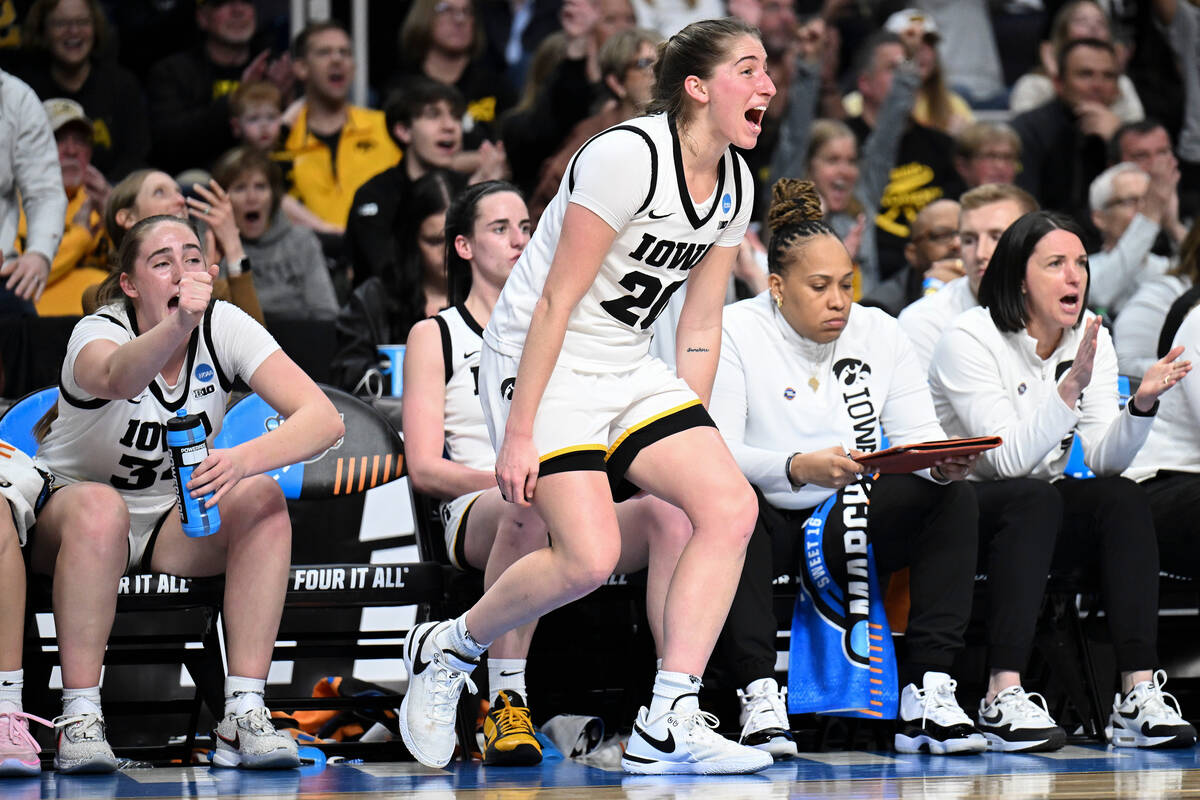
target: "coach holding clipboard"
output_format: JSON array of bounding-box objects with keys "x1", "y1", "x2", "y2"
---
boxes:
[{"x1": 708, "y1": 180, "x2": 986, "y2": 758}]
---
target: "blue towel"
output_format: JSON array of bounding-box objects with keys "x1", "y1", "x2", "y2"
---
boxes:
[{"x1": 786, "y1": 480, "x2": 898, "y2": 719}]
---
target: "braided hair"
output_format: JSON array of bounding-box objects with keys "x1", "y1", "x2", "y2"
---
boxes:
[{"x1": 766, "y1": 178, "x2": 838, "y2": 275}]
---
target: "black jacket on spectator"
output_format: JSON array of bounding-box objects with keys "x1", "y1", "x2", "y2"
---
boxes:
[
  {"x1": 333, "y1": 276, "x2": 428, "y2": 396},
  {"x1": 478, "y1": 0, "x2": 563, "y2": 93},
  {"x1": 17, "y1": 56, "x2": 150, "y2": 182},
  {"x1": 846, "y1": 115, "x2": 963, "y2": 282},
  {"x1": 146, "y1": 45, "x2": 244, "y2": 174},
  {"x1": 1011, "y1": 98, "x2": 1108, "y2": 232},
  {"x1": 502, "y1": 55, "x2": 594, "y2": 196},
  {"x1": 344, "y1": 167, "x2": 466, "y2": 290},
  {"x1": 345, "y1": 166, "x2": 412, "y2": 290}
]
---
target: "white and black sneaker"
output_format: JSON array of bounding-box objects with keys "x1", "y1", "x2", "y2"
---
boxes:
[
  {"x1": 737, "y1": 677, "x2": 797, "y2": 759},
  {"x1": 976, "y1": 686, "x2": 1066, "y2": 752},
  {"x1": 623, "y1": 698, "x2": 772, "y2": 775},
  {"x1": 398, "y1": 620, "x2": 479, "y2": 768},
  {"x1": 894, "y1": 672, "x2": 986, "y2": 755},
  {"x1": 1106, "y1": 670, "x2": 1197, "y2": 749}
]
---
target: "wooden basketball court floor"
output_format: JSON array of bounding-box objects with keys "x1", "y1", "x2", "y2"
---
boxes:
[{"x1": 6, "y1": 744, "x2": 1200, "y2": 799}]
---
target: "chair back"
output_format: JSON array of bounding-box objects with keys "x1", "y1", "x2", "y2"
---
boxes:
[
  {"x1": 214, "y1": 384, "x2": 405, "y2": 500},
  {"x1": 0, "y1": 387, "x2": 58, "y2": 456}
]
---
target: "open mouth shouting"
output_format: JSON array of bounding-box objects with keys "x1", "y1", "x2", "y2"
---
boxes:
[{"x1": 745, "y1": 106, "x2": 767, "y2": 136}]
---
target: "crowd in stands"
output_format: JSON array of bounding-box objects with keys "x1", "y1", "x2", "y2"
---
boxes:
[{"x1": 0, "y1": 0, "x2": 1199, "y2": 779}]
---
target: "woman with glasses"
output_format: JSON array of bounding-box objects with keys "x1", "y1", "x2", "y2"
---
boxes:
[
  {"x1": 529, "y1": 27, "x2": 663, "y2": 220},
  {"x1": 17, "y1": 0, "x2": 150, "y2": 181},
  {"x1": 390, "y1": 0, "x2": 515, "y2": 146}
]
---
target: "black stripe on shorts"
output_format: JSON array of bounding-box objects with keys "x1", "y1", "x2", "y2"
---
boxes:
[
  {"x1": 605, "y1": 402, "x2": 716, "y2": 503},
  {"x1": 539, "y1": 446, "x2": 608, "y2": 479}
]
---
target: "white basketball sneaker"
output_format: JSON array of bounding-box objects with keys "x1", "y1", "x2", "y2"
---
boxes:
[
  {"x1": 737, "y1": 678, "x2": 798, "y2": 759},
  {"x1": 894, "y1": 672, "x2": 986, "y2": 755},
  {"x1": 623, "y1": 701, "x2": 773, "y2": 775},
  {"x1": 1107, "y1": 670, "x2": 1196, "y2": 749},
  {"x1": 399, "y1": 620, "x2": 478, "y2": 768},
  {"x1": 976, "y1": 685, "x2": 1066, "y2": 753}
]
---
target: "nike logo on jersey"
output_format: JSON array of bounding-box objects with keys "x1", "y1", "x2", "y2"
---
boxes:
[
  {"x1": 463, "y1": 351, "x2": 479, "y2": 360},
  {"x1": 648, "y1": 210, "x2": 673, "y2": 219},
  {"x1": 635, "y1": 725, "x2": 676, "y2": 753}
]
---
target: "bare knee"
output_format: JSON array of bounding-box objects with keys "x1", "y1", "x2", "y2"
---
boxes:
[
  {"x1": 227, "y1": 475, "x2": 290, "y2": 546},
  {"x1": 559, "y1": 541, "x2": 622, "y2": 597},
  {"x1": 694, "y1": 482, "x2": 758, "y2": 549},
  {"x1": 644, "y1": 499, "x2": 693, "y2": 551},
  {"x1": 60, "y1": 485, "x2": 129, "y2": 559}
]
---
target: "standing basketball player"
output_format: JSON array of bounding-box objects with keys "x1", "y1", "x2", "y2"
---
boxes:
[
  {"x1": 30, "y1": 215, "x2": 343, "y2": 773},
  {"x1": 400, "y1": 18, "x2": 776, "y2": 775}
]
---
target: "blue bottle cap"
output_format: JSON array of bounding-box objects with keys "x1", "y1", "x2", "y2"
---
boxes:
[{"x1": 176, "y1": 409, "x2": 187, "y2": 418}]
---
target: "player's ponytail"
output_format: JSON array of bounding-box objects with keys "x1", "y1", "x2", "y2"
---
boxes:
[{"x1": 766, "y1": 179, "x2": 838, "y2": 276}]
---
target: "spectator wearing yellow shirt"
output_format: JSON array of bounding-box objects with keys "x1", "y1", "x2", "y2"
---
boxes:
[
  {"x1": 18, "y1": 98, "x2": 110, "y2": 315},
  {"x1": 282, "y1": 20, "x2": 400, "y2": 230}
]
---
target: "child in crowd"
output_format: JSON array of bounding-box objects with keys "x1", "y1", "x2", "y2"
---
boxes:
[{"x1": 229, "y1": 81, "x2": 339, "y2": 237}]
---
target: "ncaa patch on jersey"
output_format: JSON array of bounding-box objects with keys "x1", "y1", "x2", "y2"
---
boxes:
[
  {"x1": 721, "y1": 193, "x2": 732, "y2": 214},
  {"x1": 195, "y1": 364, "x2": 215, "y2": 383}
]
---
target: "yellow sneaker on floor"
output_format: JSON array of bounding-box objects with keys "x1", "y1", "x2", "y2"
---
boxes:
[{"x1": 483, "y1": 691, "x2": 542, "y2": 766}]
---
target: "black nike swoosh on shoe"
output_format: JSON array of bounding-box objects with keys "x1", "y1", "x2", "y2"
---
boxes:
[
  {"x1": 1119, "y1": 710, "x2": 1142, "y2": 722},
  {"x1": 216, "y1": 731, "x2": 240, "y2": 748},
  {"x1": 980, "y1": 710, "x2": 1004, "y2": 724},
  {"x1": 635, "y1": 725, "x2": 675, "y2": 754},
  {"x1": 410, "y1": 626, "x2": 438, "y2": 676},
  {"x1": 648, "y1": 210, "x2": 673, "y2": 219}
]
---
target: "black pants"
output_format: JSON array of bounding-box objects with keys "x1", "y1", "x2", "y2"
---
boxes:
[
  {"x1": 977, "y1": 476, "x2": 1159, "y2": 674},
  {"x1": 715, "y1": 474, "x2": 978, "y2": 690},
  {"x1": 1140, "y1": 470, "x2": 1200, "y2": 578}
]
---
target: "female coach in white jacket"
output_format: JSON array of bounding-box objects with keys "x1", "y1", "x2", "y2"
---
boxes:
[{"x1": 930, "y1": 209, "x2": 1195, "y2": 750}]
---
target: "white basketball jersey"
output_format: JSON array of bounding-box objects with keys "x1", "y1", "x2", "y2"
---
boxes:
[
  {"x1": 485, "y1": 113, "x2": 753, "y2": 372},
  {"x1": 435, "y1": 305, "x2": 495, "y2": 471},
  {"x1": 36, "y1": 301, "x2": 279, "y2": 523}
]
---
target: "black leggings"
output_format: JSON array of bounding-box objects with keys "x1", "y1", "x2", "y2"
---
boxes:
[
  {"x1": 977, "y1": 476, "x2": 1159, "y2": 674},
  {"x1": 1140, "y1": 470, "x2": 1200, "y2": 578},
  {"x1": 714, "y1": 474, "x2": 978, "y2": 690}
]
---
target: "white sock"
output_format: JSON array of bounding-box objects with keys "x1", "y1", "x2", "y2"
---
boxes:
[
  {"x1": 0, "y1": 669, "x2": 22, "y2": 707},
  {"x1": 62, "y1": 686, "x2": 102, "y2": 718},
  {"x1": 225, "y1": 676, "x2": 267, "y2": 716},
  {"x1": 434, "y1": 615, "x2": 488, "y2": 666},
  {"x1": 648, "y1": 670, "x2": 701, "y2": 718},
  {"x1": 489, "y1": 658, "x2": 527, "y2": 706}
]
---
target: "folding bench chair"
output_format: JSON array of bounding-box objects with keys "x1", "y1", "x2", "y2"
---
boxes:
[{"x1": 3, "y1": 385, "x2": 461, "y2": 763}]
